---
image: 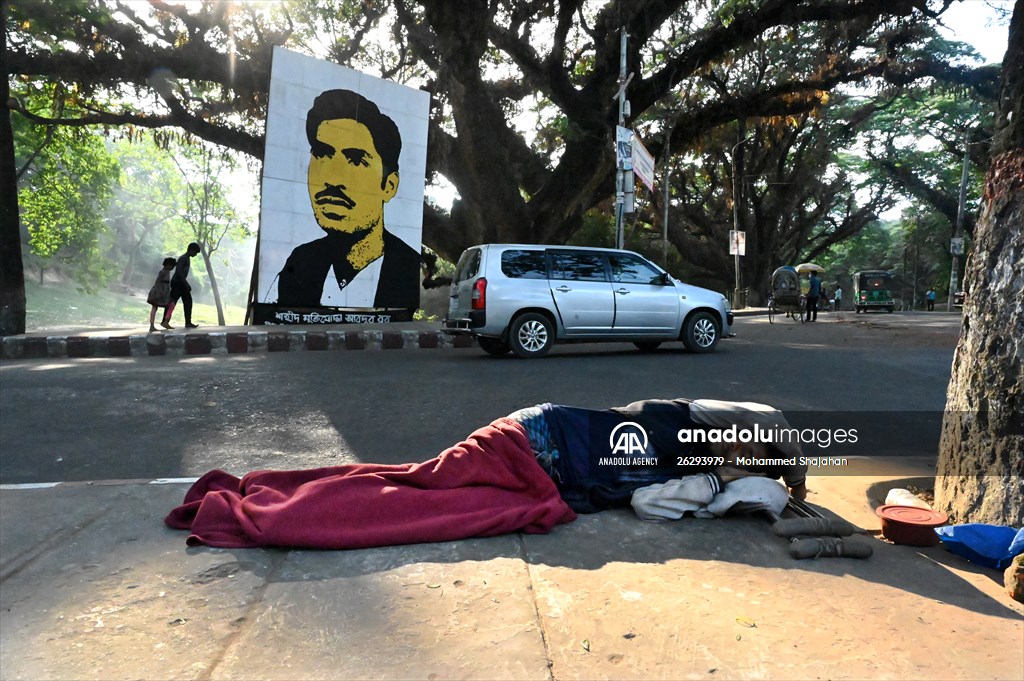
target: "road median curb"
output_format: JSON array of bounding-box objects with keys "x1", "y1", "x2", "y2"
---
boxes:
[
  {"x1": 0, "y1": 329, "x2": 464, "y2": 360},
  {"x1": 1, "y1": 309, "x2": 769, "y2": 360}
]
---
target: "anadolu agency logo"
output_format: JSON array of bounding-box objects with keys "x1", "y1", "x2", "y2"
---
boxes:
[
  {"x1": 609, "y1": 421, "x2": 649, "y2": 456},
  {"x1": 600, "y1": 422, "x2": 658, "y2": 466}
]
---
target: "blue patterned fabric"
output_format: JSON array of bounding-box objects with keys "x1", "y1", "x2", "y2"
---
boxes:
[
  {"x1": 540, "y1": 403, "x2": 682, "y2": 513},
  {"x1": 505, "y1": 406, "x2": 561, "y2": 477}
]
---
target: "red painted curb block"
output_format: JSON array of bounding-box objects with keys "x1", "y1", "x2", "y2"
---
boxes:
[
  {"x1": 344, "y1": 331, "x2": 365, "y2": 350},
  {"x1": 67, "y1": 336, "x2": 90, "y2": 358},
  {"x1": 184, "y1": 334, "x2": 212, "y2": 355},
  {"x1": 418, "y1": 332, "x2": 439, "y2": 349},
  {"x1": 306, "y1": 331, "x2": 328, "y2": 351},
  {"x1": 108, "y1": 337, "x2": 131, "y2": 357},
  {"x1": 226, "y1": 333, "x2": 249, "y2": 353},
  {"x1": 381, "y1": 331, "x2": 404, "y2": 349}
]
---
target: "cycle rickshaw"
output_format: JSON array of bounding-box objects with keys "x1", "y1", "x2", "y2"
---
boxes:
[{"x1": 767, "y1": 266, "x2": 804, "y2": 323}]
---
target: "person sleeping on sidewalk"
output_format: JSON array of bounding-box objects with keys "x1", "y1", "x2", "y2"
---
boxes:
[{"x1": 166, "y1": 398, "x2": 808, "y2": 550}]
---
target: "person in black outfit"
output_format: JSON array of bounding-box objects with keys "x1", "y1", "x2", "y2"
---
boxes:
[
  {"x1": 162, "y1": 242, "x2": 201, "y2": 329},
  {"x1": 276, "y1": 89, "x2": 419, "y2": 309}
]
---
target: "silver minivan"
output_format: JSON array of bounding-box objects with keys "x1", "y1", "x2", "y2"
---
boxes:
[{"x1": 443, "y1": 244, "x2": 733, "y2": 358}]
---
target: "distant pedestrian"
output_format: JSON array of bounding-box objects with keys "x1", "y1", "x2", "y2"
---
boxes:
[
  {"x1": 147, "y1": 257, "x2": 176, "y2": 332},
  {"x1": 926, "y1": 289, "x2": 936, "y2": 311},
  {"x1": 805, "y1": 271, "x2": 821, "y2": 322},
  {"x1": 834, "y1": 286, "x2": 843, "y2": 311},
  {"x1": 162, "y1": 242, "x2": 201, "y2": 329}
]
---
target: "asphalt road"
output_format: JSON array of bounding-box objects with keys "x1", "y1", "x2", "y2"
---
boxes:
[{"x1": 0, "y1": 314, "x2": 960, "y2": 484}]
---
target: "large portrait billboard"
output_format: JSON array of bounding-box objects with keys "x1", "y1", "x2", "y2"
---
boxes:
[{"x1": 254, "y1": 47, "x2": 430, "y2": 324}]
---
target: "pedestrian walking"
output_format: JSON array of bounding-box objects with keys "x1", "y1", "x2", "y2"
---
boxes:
[
  {"x1": 162, "y1": 242, "x2": 201, "y2": 329},
  {"x1": 147, "y1": 257, "x2": 176, "y2": 332},
  {"x1": 834, "y1": 285, "x2": 842, "y2": 311},
  {"x1": 926, "y1": 288, "x2": 936, "y2": 311}
]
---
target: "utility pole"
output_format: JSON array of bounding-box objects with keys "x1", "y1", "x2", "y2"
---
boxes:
[
  {"x1": 661, "y1": 119, "x2": 675, "y2": 267},
  {"x1": 912, "y1": 217, "x2": 920, "y2": 312},
  {"x1": 731, "y1": 133, "x2": 752, "y2": 309},
  {"x1": 947, "y1": 141, "x2": 970, "y2": 311},
  {"x1": 614, "y1": 29, "x2": 631, "y2": 250}
]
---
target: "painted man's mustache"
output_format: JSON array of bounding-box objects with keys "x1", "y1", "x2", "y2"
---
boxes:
[{"x1": 314, "y1": 185, "x2": 356, "y2": 210}]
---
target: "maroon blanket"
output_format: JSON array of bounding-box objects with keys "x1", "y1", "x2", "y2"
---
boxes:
[{"x1": 165, "y1": 418, "x2": 577, "y2": 549}]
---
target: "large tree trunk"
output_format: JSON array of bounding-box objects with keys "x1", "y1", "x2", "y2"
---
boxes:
[
  {"x1": 0, "y1": 0, "x2": 27, "y2": 336},
  {"x1": 934, "y1": 0, "x2": 1023, "y2": 526}
]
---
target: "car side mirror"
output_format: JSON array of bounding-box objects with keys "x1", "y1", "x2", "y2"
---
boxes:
[{"x1": 658, "y1": 272, "x2": 671, "y2": 286}]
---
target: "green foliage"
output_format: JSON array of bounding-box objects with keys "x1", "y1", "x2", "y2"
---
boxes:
[
  {"x1": 567, "y1": 209, "x2": 615, "y2": 248},
  {"x1": 105, "y1": 138, "x2": 189, "y2": 288},
  {"x1": 886, "y1": 209, "x2": 961, "y2": 307},
  {"x1": 166, "y1": 138, "x2": 257, "y2": 324},
  {"x1": 174, "y1": 141, "x2": 251, "y2": 245},
  {"x1": 817, "y1": 221, "x2": 895, "y2": 277},
  {"x1": 10, "y1": 77, "x2": 258, "y2": 324},
  {"x1": 7, "y1": 0, "x2": 1007, "y2": 315},
  {"x1": 17, "y1": 116, "x2": 121, "y2": 291}
]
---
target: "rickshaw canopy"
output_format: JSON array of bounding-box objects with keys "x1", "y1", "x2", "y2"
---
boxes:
[{"x1": 796, "y1": 263, "x2": 825, "y2": 274}]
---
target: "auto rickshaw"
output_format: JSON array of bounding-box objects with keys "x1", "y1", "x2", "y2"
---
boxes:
[{"x1": 853, "y1": 270, "x2": 895, "y2": 313}]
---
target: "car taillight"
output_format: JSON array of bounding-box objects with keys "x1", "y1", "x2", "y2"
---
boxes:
[{"x1": 471, "y1": 278, "x2": 487, "y2": 310}]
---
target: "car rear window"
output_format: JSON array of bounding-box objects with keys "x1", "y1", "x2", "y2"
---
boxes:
[
  {"x1": 500, "y1": 250, "x2": 547, "y2": 279},
  {"x1": 453, "y1": 248, "x2": 481, "y2": 283}
]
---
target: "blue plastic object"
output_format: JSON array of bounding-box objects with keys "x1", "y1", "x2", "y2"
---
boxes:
[{"x1": 935, "y1": 524, "x2": 1024, "y2": 570}]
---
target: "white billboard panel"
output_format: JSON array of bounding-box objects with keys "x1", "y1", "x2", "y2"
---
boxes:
[{"x1": 255, "y1": 47, "x2": 430, "y2": 321}]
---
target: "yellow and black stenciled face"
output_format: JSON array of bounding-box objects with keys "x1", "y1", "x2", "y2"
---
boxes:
[{"x1": 307, "y1": 118, "x2": 399, "y2": 234}]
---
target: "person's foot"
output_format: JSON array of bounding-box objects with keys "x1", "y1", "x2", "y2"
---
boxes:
[
  {"x1": 185, "y1": 323, "x2": 199, "y2": 329},
  {"x1": 160, "y1": 321, "x2": 174, "y2": 329},
  {"x1": 149, "y1": 326, "x2": 157, "y2": 333}
]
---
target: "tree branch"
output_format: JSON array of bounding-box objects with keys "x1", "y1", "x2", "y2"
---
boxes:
[{"x1": 10, "y1": 100, "x2": 263, "y2": 158}]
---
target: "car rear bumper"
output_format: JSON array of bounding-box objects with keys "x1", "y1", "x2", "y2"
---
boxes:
[{"x1": 442, "y1": 311, "x2": 486, "y2": 334}]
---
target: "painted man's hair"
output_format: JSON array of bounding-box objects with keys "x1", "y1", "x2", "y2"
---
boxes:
[{"x1": 306, "y1": 89, "x2": 402, "y2": 186}]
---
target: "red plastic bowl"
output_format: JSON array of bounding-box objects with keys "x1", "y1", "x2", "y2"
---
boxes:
[{"x1": 876, "y1": 505, "x2": 949, "y2": 547}]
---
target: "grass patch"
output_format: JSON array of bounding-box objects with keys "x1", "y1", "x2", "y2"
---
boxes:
[{"x1": 26, "y1": 279, "x2": 247, "y2": 331}]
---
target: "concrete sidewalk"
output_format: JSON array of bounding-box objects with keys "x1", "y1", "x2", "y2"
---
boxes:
[{"x1": 2, "y1": 459, "x2": 1020, "y2": 680}]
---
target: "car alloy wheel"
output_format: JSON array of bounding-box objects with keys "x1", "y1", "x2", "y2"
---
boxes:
[
  {"x1": 510, "y1": 312, "x2": 553, "y2": 358},
  {"x1": 682, "y1": 311, "x2": 720, "y2": 353}
]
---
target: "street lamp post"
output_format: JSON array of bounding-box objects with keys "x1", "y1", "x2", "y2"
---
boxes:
[
  {"x1": 948, "y1": 139, "x2": 971, "y2": 311},
  {"x1": 731, "y1": 134, "x2": 753, "y2": 309},
  {"x1": 614, "y1": 30, "x2": 631, "y2": 250}
]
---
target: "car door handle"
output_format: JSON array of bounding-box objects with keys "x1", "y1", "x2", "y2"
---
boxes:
[
  {"x1": 615, "y1": 288, "x2": 630, "y2": 295},
  {"x1": 555, "y1": 285, "x2": 572, "y2": 292}
]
